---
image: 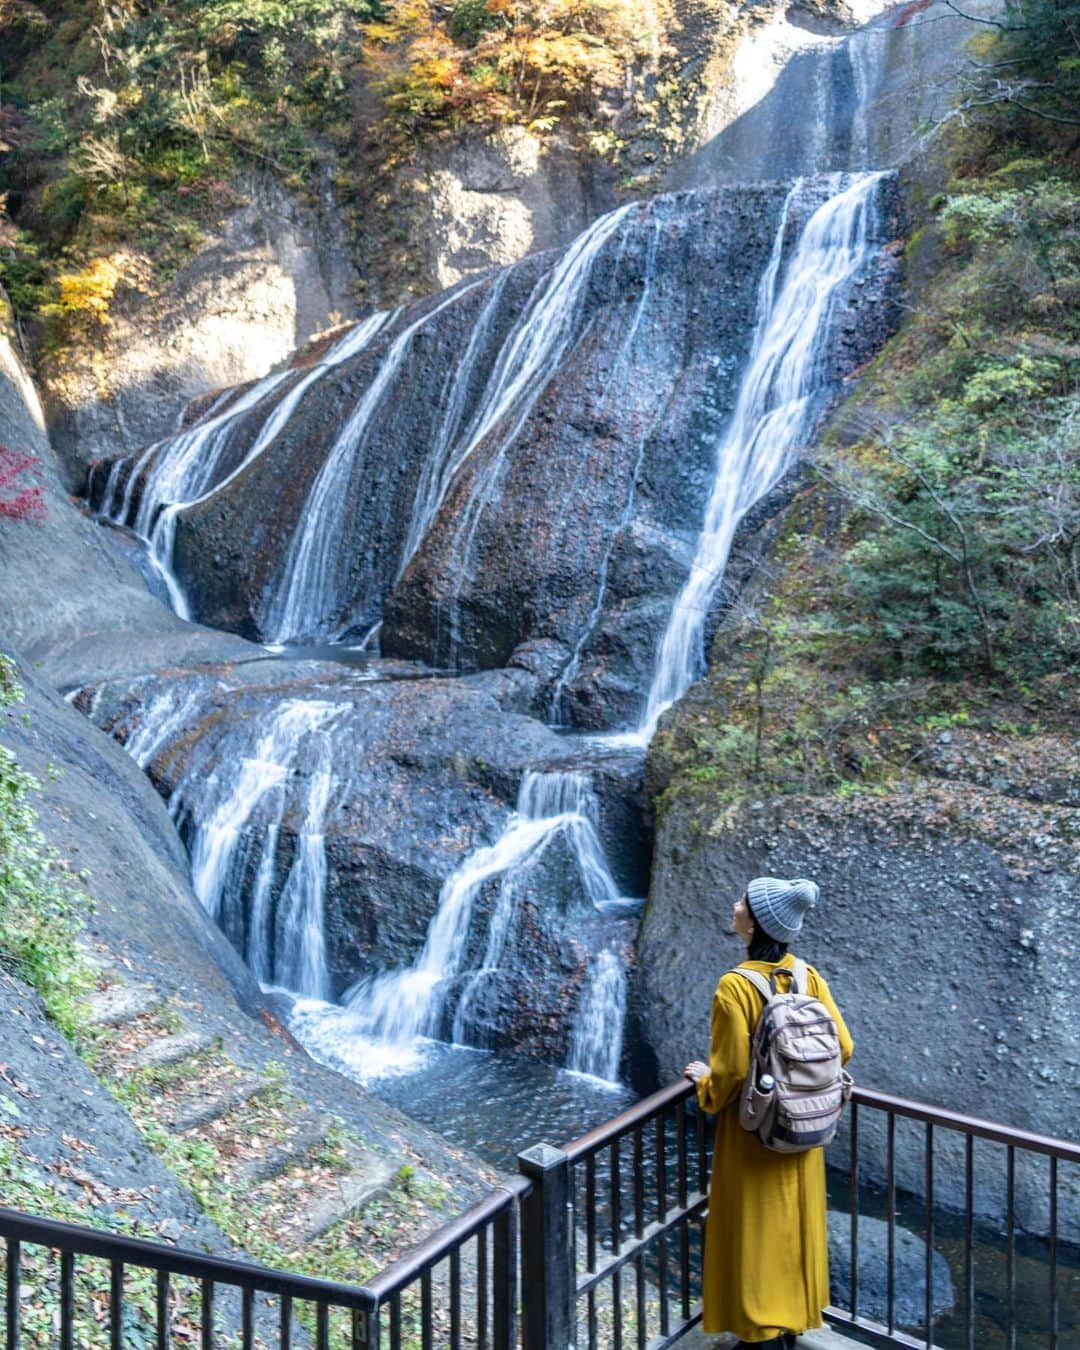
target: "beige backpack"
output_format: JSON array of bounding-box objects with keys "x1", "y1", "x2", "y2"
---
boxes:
[{"x1": 733, "y1": 960, "x2": 853, "y2": 1153}]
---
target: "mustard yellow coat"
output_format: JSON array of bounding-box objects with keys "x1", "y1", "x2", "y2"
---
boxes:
[{"x1": 695, "y1": 953, "x2": 854, "y2": 1342}]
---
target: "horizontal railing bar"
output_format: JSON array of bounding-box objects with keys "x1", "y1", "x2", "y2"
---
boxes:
[
  {"x1": 365, "y1": 1178, "x2": 531, "y2": 1301},
  {"x1": 826, "y1": 1305, "x2": 949, "y2": 1349},
  {"x1": 564, "y1": 1081, "x2": 692, "y2": 1162},
  {"x1": 575, "y1": 1194, "x2": 708, "y2": 1297},
  {"x1": 0, "y1": 1208, "x2": 378, "y2": 1311},
  {"x1": 849, "y1": 1087, "x2": 1080, "y2": 1162},
  {"x1": 643, "y1": 1307, "x2": 703, "y2": 1350},
  {"x1": 564, "y1": 1078, "x2": 1080, "y2": 1165}
]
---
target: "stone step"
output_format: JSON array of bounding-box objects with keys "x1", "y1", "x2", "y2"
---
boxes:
[
  {"x1": 123, "y1": 1029, "x2": 215, "y2": 1070},
  {"x1": 85, "y1": 984, "x2": 163, "y2": 1028},
  {"x1": 236, "y1": 1118, "x2": 333, "y2": 1187},
  {"x1": 166, "y1": 1076, "x2": 266, "y2": 1132},
  {"x1": 261, "y1": 1142, "x2": 396, "y2": 1245}
]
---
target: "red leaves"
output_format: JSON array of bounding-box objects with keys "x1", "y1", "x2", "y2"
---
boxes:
[{"x1": 0, "y1": 443, "x2": 47, "y2": 523}]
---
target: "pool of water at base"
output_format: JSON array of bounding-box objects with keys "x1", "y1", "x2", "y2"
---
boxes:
[
  {"x1": 836, "y1": 1167, "x2": 1080, "y2": 1350},
  {"x1": 285, "y1": 998, "x2": 635, "y2": 1168}
]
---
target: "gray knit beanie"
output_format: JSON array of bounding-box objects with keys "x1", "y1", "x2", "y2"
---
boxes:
[{"x1": 746, "y1": 876, "x2": 819, "y2": 943}]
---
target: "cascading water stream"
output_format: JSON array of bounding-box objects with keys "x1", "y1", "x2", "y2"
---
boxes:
[
  {"x1": 634, "y1": 169, "x2": 885, "y2": 743},
  {"x1": 260, "y1": 283, "x2": 487, "y2": 643},
  {"x1": 397, "y1": 204, "x2": 635, "y2": 593},
  {"x1": 338, "y1": 770, "x2": 633, "y2": 1078},
  {"x1": 171, "y1": 699, "x2": 340, "y2": 997},
  {"x1": 362, "y1": 172, "x2": 887, "y2": 1079},
  {"x1": 549, "y1": 215, "x2": 666, "y2": 723},
  {"x1": 567, "y1": 950, "x2": 627, "y2": 1083},
  {"x1": 99, "y1": 316, "x2": 391, "y2": 620}
]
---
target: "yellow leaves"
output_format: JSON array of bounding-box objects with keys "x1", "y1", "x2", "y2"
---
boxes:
[
  {"x1": 364, "y1": 0, "x2": 438, "y2": 45},
  {"x1": 50, "y1": 256, "x2": 122, "y2": 326}
]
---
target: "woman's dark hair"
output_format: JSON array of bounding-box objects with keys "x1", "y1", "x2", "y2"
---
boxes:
[{"x1": 745, "y1": 895, "x2": 789, "y2": 963}]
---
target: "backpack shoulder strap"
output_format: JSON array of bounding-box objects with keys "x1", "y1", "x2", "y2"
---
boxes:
[
  {"x1": 730, "y1": 967, "x2": 772, "y2": 1001},
  {"x1": 792, "y1": 958, "x2": 808, "y2": 994}
]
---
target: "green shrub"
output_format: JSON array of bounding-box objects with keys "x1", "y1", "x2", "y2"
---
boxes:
[{"x1": 0, "y1": 657, "x2": 92, "y2": 1033}]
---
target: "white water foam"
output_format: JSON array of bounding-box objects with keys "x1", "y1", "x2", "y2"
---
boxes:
[
  {"x1": 101, "y1": 317, "x2": 391, "y2": 620},
  {"x1": 338, "y1": 769, "x2": 633, "y2": 1072},
  {"x1": 567, "y1": 949, "x2": 628, "y2": 1083},
  {"x1": 262, "y1": 283, "x2": 487, "y2": 643},
  {"x1": 175, "y1": 700, "x2": 340, "y2": 998}
]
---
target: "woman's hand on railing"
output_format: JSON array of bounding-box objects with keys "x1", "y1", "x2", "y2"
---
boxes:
[{"x1": 684, "y1": 1060, "x2": 708, "y2": 1082}]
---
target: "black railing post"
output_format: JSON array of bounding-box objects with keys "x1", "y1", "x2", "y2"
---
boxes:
[
  {"x1": 518, "y1": 1142, "x2": 574, "y2": 1350},
  {"x1": 354, "y1": 1298, "x2": 380, "y2": 1349}
]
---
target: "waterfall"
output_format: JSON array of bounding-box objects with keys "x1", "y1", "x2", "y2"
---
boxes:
[
  {"x1": 107, "y1": 367, "x2": 292, "y2": 536},
  {"x1": 344, "y1": 769, "x2": 631, "y2": 1052},
  {"x1": 260, "y1": 283, "x2": 487, "y2": 643},
  {"x1": 398, "y1": 205, "x2": 635, "y2": 592},
  {"x1": 397, "y1": 270, "x2": 514, "y2": 575},
  {"x1": 636, "y1": 170, "x2": 885, "y2": 742},
  {"x1": 121, "y1": 683, "x2": 207, "y2": 769},
  {"x1": 261, "y1": 204, "x2": 635, "y2": 645},
  {"x1": 567, "y1": 949, "x2": 627, "y2": 1083},
  {"x1": 98, "y1": 316, "x2": 391, "y2": 620},
  {"x1": 549, "y1": 215, "x2": 666, "y2": 722},
  {"x1": 174, "y1": 699, "x2": 340, "y2": 997},
  {"x1": 271, "y1": 732, "x2": 335, "y2": 998}
]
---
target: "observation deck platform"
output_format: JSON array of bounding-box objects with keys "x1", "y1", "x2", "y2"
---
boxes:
[{"x1": 684, "y1": 1327, "x2": 868, "y2": 1348}]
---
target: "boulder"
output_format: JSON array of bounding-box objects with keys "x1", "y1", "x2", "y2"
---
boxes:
[{"x1": 828, "y1": 1211, "x2": 955, "y2": 1327}]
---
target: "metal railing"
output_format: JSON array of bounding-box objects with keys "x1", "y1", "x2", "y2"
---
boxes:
[
  {"x1": 2, "y1": 1081, "x2": 1076, "y2": 1348},
  {"x1": 1, "y1": 1176, "x2": 529, "y2": 1349},
  {"x1": 836, "y1": 1086, "x2": 1080, "y2": 1350},
  {"x1": 525, "y1": 1080, "x2": 1079, "y2": 1350}
]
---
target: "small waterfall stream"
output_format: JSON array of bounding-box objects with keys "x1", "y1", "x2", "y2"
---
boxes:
[
  {"x1": 335, "y1": 769, "x2": 635, "y2": 1077},
  {"x1": 567, "y1": 950, "x2": 627, "y2": 1083},
  {"x1": 95, "y1": 315, "x2": 391, "y2": 618},
  {"x1": 173, "y1": 699, "x2": 341, "y2": 997}
]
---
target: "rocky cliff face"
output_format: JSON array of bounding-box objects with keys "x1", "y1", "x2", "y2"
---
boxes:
[
  {"x1": 0, "y1": 328, "x2": 254, "y2": 689},
  {"x1": 89, "y1": 176, "x2": 901, "y2": 733},
  {"x1": 40, "y1": 175, "x2": 358, "y2": 486}
]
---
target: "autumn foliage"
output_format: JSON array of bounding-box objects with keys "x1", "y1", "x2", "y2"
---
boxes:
[
  {"x1": 365, "y1": 0, "x2": 642, "y2": 136},
  {"x1": 0, "y1": 444, "x2": 46, "y2": 523}
]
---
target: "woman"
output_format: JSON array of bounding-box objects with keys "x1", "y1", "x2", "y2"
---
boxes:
[{"x1": 685, "y1": 876, "x2": 853, "y2": 1350}]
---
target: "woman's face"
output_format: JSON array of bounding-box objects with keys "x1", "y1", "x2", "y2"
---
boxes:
[{"x1": 731, "y1": 893, "x2": 755, "y2": 943}]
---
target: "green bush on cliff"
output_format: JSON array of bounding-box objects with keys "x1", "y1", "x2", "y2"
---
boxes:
[
  {"x1": 653, "y1": 147, "x2": 1079, "y2": 808},
  {"x1": 0, "y1": 657, "x2": 92, "y2": 1033},
  {"x1": 0, "y1": 1, "x2": 378, "y2": 330},
  {"x1": 818, "y1": 161, "x2": 1079, "y2": 685}
]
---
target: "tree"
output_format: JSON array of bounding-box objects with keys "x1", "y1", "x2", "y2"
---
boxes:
[
  {"x1": 0, "y1": 444, "x2": 46, "y2": 523},
  {"x1": 947, "y1": 0, "x2": 1080, "y2": 129}
]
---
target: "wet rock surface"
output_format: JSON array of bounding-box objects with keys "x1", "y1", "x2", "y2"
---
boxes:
[
  {"x1": 76, "y1": 657, "x2": 651, "y2": 1062},
  {"x1": 828, "y1": 1212, "x2": 955, "y2": 1326},
  {"x1": 91, "y1": 176, "x2": 901, "y2": 734}
]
